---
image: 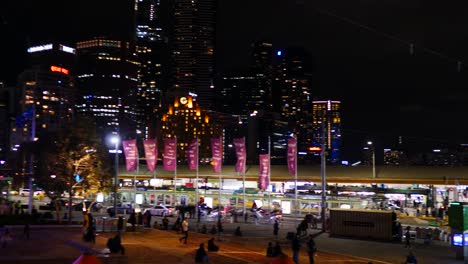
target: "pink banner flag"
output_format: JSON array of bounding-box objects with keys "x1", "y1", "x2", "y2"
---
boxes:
[
  {"x1": 233, "y1": 137, "x2": 246, "y2": 174},
  {"x1": 163, "y1": 138, "x2": 177, "y2": 171},
  {"x1": 143, "y1": 139, "x2": 158, "y2": 172},
  {"x1": 287, "y1": 137, "x2": 297, "y2": 175},
  {"x1": 210, "y1": 137, "x2": 222, "y2": 173},
  {"x1": 258, "y1": 154, "x2": 270, "y2": 190},
  {"x1": 186, "y1": 138, "x2": 198, "y2": 171},
  {"x1": 122, "y1": 139, "x2": 138, "y2": 171}
]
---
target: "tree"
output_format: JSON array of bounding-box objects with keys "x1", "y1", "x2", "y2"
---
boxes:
[{"x1": 35, "y1": 118, "x2": 113, "y2": 223}]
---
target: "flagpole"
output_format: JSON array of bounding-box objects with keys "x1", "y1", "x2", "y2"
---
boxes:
[
  {"x1": 294, "y1": 136, "x2": 299, "y2": 217},
  {"x1": 195, "y1": 138, "x2": 199, "y2": 217},
  {"x1": 268, "y1": 136, "x2": 271, "y2": 212},
  {"x1": 242, "y1": 137, "x2": 246, "y2": 217},
  {"x1": 135, "y1": 147, "x2": 139, "y2": 206},
  {"x1": 174, "y1": 137, "x2": 177, "y2": 206},
  {"x1": 218, "y1": 136, "x2": 222, "y2": 209}
]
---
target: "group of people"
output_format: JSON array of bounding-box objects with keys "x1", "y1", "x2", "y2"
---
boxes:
[
  {"x1": 194, "y1": 238, "x2": 221, "y2": 263},
  {"x1": 266, "y1": 233, "x2": 317, "y2": 264}
]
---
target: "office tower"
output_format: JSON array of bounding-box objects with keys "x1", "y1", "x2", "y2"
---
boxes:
[
  {"x1": 383, "y1": 148, "x2": 406, "y2": 166},
  {"x1": 161, "y1": 95, "x2": 220, "y2": 159},
  {"x1": 13, "y1": 43, "x2": 76, "y2": 146},
  {"x1": 75, "y1": 38, "x2": 139, "y2": 139},
  {"x1": 274, "y1": 47, "x2": 313, "y2": 154},
  {"x1": 249, "y1": 41, "x2": 273, "y2": 113},
  {"x1": 218, "y1": 72, "x2": 254, "y2": 116},
  {"x1": 312, "y1": 100, "x2": 342, "y2": 163},
  {"x1": 168, "y1": 0, "x2": 217, "y2": 110},
  {"x1": 134, "y1": 0, "x2": 166, "y2": 139}
]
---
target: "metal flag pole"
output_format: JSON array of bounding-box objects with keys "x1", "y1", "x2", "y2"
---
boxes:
[
  {"x1": 195, "y1": 138, "x2": 199, "y2": 215},
  {"x1": 268, "y1": 136, "x2": 271, "y2": 211},
  {"x1": 242, "y1": 137, "x2": 246, "y2": 216},
  {"x1": 174, "y1": 137, "x2": 177, "y2": 206},
  {"x1": 294, "y1": 136, "x2": 299, "y2": 217},
  {"x1": 218, "y1": 136, "x2": 222, "y2": 209}
]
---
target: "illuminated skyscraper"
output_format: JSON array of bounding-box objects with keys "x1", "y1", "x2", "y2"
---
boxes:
[
  {"x1": 13, "y1": 43, "x2": 76, "y2": 145},
  {"x1": 274, "y1": 47, "x2": 313, "y2": 153},
  {"x1": 169, "y1": 0, "x2": 217, "y2": 109},
  {"x1": 75, "y1": 38, "x2": 139, "y2": 138},
  {"x1": 134, "y1": 0, "x2": 166, "y2": 139},
  {"x1": 312, "y1": 100, "x2": 342, "y2": 163}
]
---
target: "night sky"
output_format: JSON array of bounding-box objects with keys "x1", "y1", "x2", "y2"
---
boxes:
[{"x1": 2, "y1": 0, "x2": 468, "y2": 157}]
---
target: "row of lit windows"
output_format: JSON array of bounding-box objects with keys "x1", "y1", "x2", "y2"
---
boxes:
[{"x1": 77, "y1": 40, "x2": 122, "y2": 49}]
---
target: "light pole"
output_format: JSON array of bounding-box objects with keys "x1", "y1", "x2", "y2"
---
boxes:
[
  {"x1": 110, "y1": 135, "x2": 120, "y2": 216},
  {"x1": 367, "y1": 141, "x2": 376, "y2": 179}
]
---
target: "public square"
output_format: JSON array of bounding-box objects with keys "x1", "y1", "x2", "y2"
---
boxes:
[{"x1": 0, "y1": 215, "x2": 462, "y2": 264}]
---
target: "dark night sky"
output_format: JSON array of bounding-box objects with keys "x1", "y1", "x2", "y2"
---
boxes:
[{"x1": 2, "y1": 0, "x2": 468, "y2": 157}]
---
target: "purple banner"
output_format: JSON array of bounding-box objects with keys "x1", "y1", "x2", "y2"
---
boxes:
[
  {"x1": 210, "y1": 137, "x2": 222, "y2": 173},
  {"x1": 233, "y1": 137, "x2": 246, "y2": 174},
  {"x1": 186, "y1": 139, "x2": 198, "y2": 171},
  {"x1": 258, "y1": 154, "x2": 270, "y2": 190},
  {"x1": 122, "y1": 139, "x2": 138, "y2": 171},
  {"x1": 287, "y1": 137, "x2": 297, "y2": 175},
  {"x1": 163, "y1": 138, "x2": 177, "y2": 171},
  {"x1": 143, "y1": 139, "x2": 158, "y2": 172}
]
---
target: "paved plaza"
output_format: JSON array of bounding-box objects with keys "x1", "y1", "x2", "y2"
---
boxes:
[{"x1": 0, "y1": 216, "x2": 464, "y2": 264}]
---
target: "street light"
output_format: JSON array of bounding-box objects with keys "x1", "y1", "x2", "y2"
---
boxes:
[
  {"x1": 367, "y1": 141, "x2": 376, "y2": 179},
  {"x1": 110, "y1": 135, "x2": 120, "y2": 216}
]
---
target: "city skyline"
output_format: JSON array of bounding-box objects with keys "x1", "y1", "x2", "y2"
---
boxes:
[{"x1": 1, "y1": 0, "x2": 468, "y2": 159}]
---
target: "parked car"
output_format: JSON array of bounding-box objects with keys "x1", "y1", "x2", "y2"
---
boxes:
[
  {"x1": 19, "y1": 188, "x2": 45, "y2": 197},
  {"x1": 144, "y1": 204, "x2": 176, "y2": 216}
]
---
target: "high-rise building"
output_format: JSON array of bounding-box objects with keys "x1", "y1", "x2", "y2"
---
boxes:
[
  {"x1": 75, "y1": 38, "x2": 139, "y2": 139},
  {"x1": 168, "y1": 0, "x2": 217, "y2": 110},
  {"x1": 12, "y1": 43, "x2": 76, "y2": 146},
  {"x1": 312, "y1": 100, "x2": 342, "y2": 163},
  {"x1": 249, "y1": 41, "x2": 273, "y2": 113},
  {"x1": 134, "y1": 0, "x2": 166, "y2": 139},
  {"x1": 274, "y1": 47, "x2": 313, "y2": 154},
  {"x1": 161, "y1": 95, "x2": 221, "y2": 160}
]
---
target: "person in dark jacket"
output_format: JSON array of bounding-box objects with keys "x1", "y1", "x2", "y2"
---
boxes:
[
  {"x1": 195, "y1": 243, "x2": 209, "y2": 263},
  {"x1": 207, "y1": 238, "x2": 219, "y2": 252}
]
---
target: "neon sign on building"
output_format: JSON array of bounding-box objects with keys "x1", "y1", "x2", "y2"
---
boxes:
[{"x1": 50, "y1": 66, "x2": 69, "y2": 75}]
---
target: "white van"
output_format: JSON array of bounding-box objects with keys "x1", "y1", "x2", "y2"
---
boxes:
[{"x1": 19, "y1": 188, "x2": 45, "y2": 197}]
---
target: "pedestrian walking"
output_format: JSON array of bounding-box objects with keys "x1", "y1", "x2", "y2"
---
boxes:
[
  {"x1": 217, "y1": 217, "x2": 224, "y2": 241},
  {"x1": 195, "y1": 243, "x2": 209, "y2": 263},
  {"x1": 292, "y1": 234, "x2": 301, "y2": 264},
  {"x1": 273, "y1": 220, "x2": 279, "y2": 239},
  {"x1": 404, "y1": 226, "x2": 411, "y2": 248},
  {"x1": 179, "y1": 218, "x2": 189, "y2": 244},
  {"x1": 306, "y1": 235, "x2": 317, "y2": 264}
]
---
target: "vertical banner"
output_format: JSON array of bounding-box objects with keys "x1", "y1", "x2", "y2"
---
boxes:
[
  {"x1": 143, "y1": 139, "x2": 158, "y2": 172},
  {"x1": 163, "y1": 138, "x2": 177, "y2": 171},
  {"x1": 122, "y1": 139, "x2": 138, "y2": 171},
  {"x1": 258, "y1": 154, "x2": 270, "y2": 190},
  {"x1": 287, "y1": 137, "x2": 297, "y2": 175},
  {"x1": 233, "y1": 137, "x2": 246, "y2": 174},
  {"x1": 186, "y1": 138, "x2": 198, "y2": 170},
  {"x1": 210, "y1": 137, "x2": 222, "y2": 173}
]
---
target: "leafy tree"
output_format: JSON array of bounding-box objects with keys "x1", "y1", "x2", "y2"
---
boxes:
[{"x1": 35, "y1": 118, "x2": 113, "y2": 223}]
